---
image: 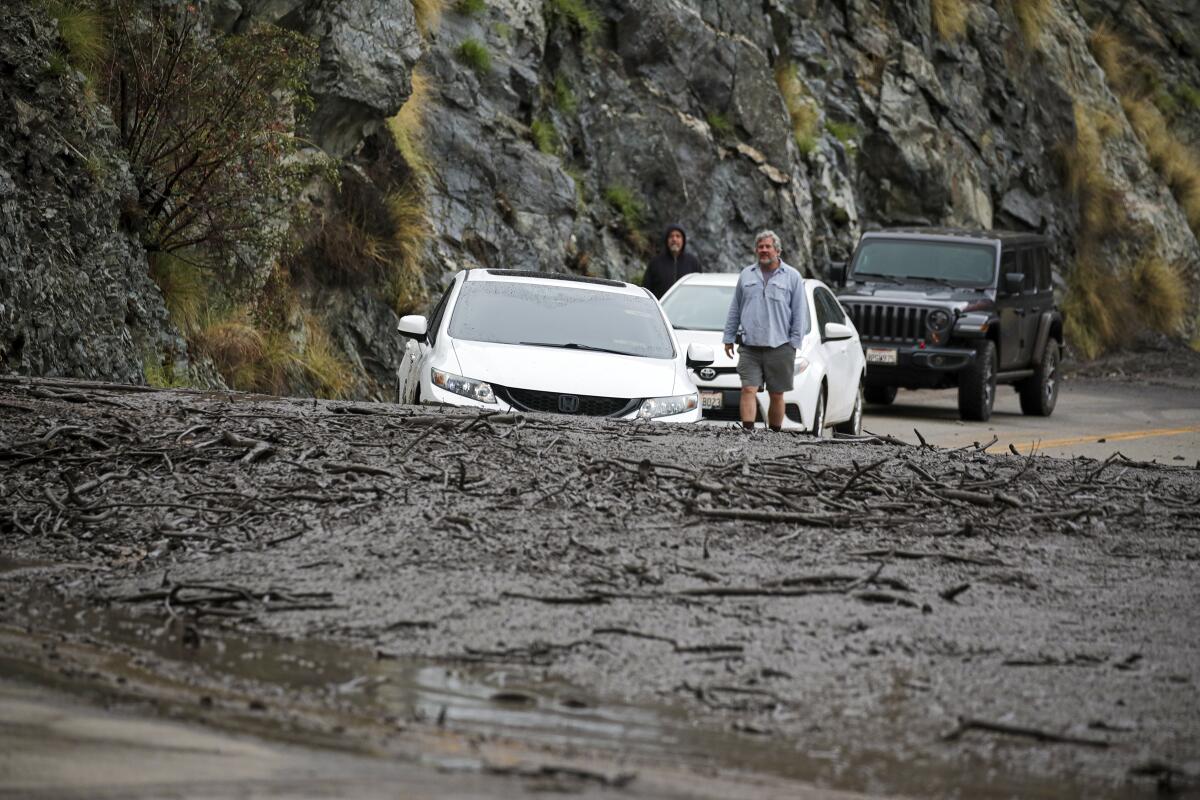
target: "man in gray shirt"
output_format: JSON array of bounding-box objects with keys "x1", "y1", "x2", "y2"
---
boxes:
[{"x1": 722, "y1": 230, "x2": 809, "y2": 432}]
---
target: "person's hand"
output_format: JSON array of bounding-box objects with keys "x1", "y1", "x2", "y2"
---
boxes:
[{"x1": 724, "y1": 343, "x2": 735, "y2": 358}]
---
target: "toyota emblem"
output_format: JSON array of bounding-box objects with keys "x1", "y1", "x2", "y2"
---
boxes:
[
  {"x1": 698, "y1": 367, "x2": 717, "y2": 381},
  {"x1": 557, "y1": 394, "x2": 580, "y2": 414}
]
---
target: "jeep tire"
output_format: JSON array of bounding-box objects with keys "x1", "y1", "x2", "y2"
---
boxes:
[
  {"x1": 864, "y1": 385, "x2": 897, "y2": 405},
  {"x1": 1018, "y1": 340, "x2": 1059, "y2": 416},
  {"x1": 958, "y1": 340, "x2": 997, "y2": 422}
]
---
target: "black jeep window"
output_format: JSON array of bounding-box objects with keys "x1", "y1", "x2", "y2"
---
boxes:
[
  {"x1": 851, "y1": 239, "x2": 996, "y2": 286},
  {"x1": 1017, "y1": 250, "x2": 1037, "y2": 291},
  {"x1": 1036, "y1": 249, "x2": 1051, "y2": 291}
]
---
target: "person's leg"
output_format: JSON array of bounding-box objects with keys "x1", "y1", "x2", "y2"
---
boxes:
[
  {"x1": 763, "y1": 344, "x2": 795, "y2": 431},
  {"x1": 767, "y1": 392, "x2": 785, "y2": 429},
  {"x1": 740, "y1": 386, "x2": 759, "y2": 427},
  {"x1": 735, "y1": 347, "x2": 764, "y2": 429}
]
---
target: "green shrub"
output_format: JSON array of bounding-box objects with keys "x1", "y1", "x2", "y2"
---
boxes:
[
  {"x1": 456, "y1": 0, "x2": 485, "y2": 15},
  {"x1": 42, "y1": 0, "x2": 108, "y2": 81},
  {"x1": 149, "y1": 252, "x2": 208, "y2": 333},
  {"x1": 554, "y1": 74, "x2": 577, "y2": 114},
  {"x1": 825, "y1": 119, "x2": 858, "y2": 146},
  {"x1": 546, "y1": 0, "x2": 602, "y2": 37},
  {"x1": 457, "y1": 38, "x2": 491, "y2": 74},
  {"x1": 104, "y1": 4, "x2": 319, "y2": 275},
  {"x1": 706, "y1": 112, "x2": 733, "y2": 139},
  {"x1": 531, "y1": 117, "x2": 558, "y2": 154},
  {"x1": 143, "y1": 356, "x2": 191, "y2": 389},
  {"x1": 603, "y1": 184, "x2": 642, "y2": 229}
]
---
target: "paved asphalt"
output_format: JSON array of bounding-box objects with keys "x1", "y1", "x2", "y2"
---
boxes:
[{"x1": 861, "y1": 377, "x2": 1200, "y2": 463}]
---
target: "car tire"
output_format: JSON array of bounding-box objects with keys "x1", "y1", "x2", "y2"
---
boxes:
[
  {"x1": 864, "y1": 385, "x2": 897, "y2": 405},
  {"x1": 834, "y1": 380, "x2": 864, "y2": 436},
  {"x1": 809, "y1": 385, "x2": 828, "y2": 437},
  {"x1": 958, "y1": 339, "x2": 997, "y2": 422},
  {"x1": 1018, "y1": 340, "x2": 1059, "y2": 416}
]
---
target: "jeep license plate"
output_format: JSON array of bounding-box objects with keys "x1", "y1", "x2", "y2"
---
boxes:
[
  {"x1": 866, "y1": 347, "x2": 898, "y2": 365},
  {"x1": 701, "y1": 391, "x2": 723, "y2": 410}
]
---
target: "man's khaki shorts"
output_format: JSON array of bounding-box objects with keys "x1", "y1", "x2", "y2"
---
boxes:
[{"x1": 736, "y1": 344, "x2": 795, "y2": 393}]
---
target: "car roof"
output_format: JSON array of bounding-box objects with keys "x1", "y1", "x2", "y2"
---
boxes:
[
  {"x1": 466, "y1": 268, "x2": 643, "y2": 295},
  {"x1": 859, "y1": 227, "x2": 1048, "y2": 247}
]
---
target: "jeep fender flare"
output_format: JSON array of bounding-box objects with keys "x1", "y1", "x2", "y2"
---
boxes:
[{"x1": 1031, "y1": 311, "x2": 1063, "y2": 366}]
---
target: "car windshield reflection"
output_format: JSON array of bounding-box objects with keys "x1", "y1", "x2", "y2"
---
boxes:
[
  {"x1": 448, "y1": 280, "x2": 675, "y2": 359},
  {"x1": 660, "y1": 285, "x2": 732, "y2": 331}
]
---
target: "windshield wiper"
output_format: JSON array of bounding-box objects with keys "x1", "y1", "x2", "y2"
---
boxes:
[
  {"x1": 851, "y1": 272, "x2": 902, "y2": 284},
  {"x1": 903, "y1": 275, "x2": 959, "y2": 288},
  {"x1": 519, "y1": 341, "x2": 636, "y2": 357}
]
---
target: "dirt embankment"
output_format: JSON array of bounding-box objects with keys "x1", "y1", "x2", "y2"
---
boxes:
[{"x1": 1, "y1": 376, "x2": 1198, "y2": 798}]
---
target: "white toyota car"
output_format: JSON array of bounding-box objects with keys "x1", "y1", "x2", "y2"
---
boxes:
[
  {"x1": 659, "y1": 272, "x2": 866, "y2": 435},
  {"x1": 395, "y1": 269, "x2": 714, "y2": 422}
]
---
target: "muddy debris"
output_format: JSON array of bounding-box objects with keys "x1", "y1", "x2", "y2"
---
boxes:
[{"x1": 1, "y1": 375, "x2": 1198, "y2": 798}]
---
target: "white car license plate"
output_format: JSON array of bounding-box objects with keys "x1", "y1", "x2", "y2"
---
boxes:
[
  {"x1": 866, "y1": 347, "x2": 898, "y2": 365},
  {"x1": 700, "y1": 391, "x2": 723, "y2": 410}
]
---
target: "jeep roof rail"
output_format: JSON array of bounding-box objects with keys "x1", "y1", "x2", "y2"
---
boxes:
[
  {"x1": 472, "y1": 269, "x2": 627, "y2": 288},
  {"x1": 861, "y1": 227, "x2": 1048, "y2": 246}
]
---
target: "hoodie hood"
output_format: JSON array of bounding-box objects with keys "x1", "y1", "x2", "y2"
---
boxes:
[{"x1": 663, "y1": 223, "x2": 687, "y2": 254}]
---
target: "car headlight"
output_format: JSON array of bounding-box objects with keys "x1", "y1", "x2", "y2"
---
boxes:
[
  {"x1": 794, "y1": 356, "x2": 811, "y2": 375},
  {"x1": 431, "y1": 368, "x2": 496, "y2": 404},
  {"x1": 638, "y1": 393, "x2": 699, "y2": 419},
  {"x1": 927, "y1": 309, "x2": 952, "y2": 331}
]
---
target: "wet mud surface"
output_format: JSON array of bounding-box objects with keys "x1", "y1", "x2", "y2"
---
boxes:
[{"x1": 2, "y1": 375, "x2": 1199, "y2": 797}]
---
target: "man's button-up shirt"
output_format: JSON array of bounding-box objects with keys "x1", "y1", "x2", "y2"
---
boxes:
[{"x1": 722, "y1": 261, "x2": 809, "y2": 349}]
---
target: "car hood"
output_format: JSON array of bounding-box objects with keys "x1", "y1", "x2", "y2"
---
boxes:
[
  {"x1": 450, "y1": 339, "x2": 681, "y2": 398},
  {"x1": 841, "y1": 283, "x2": 991, "y2": 306}
]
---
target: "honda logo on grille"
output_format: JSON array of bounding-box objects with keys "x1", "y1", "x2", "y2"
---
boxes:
[
  {"x1": 557, "y1": 394, "x2": 580, "y2": 413},
  {"x1": 698, "y1": 367, "x2": 717, "y2": 381}
]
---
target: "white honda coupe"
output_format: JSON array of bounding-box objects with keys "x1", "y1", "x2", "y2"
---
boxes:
[
  {"x1": 659, "y1": 272, "x2": 866, "y2": 435},
  {"x1": 395, "y1": 269, "x2": 714, "y2": 422}
]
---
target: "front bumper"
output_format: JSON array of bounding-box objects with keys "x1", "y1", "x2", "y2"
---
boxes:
[
  {"x1": 862, "y1": 343, "x2": 976, "y2": 373},
  {"x1": 423, "y1": 383, "x2": 701, "y2": 423}
]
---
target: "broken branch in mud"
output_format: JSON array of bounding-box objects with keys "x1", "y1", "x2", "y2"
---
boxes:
[{"x1": 943, "y1": 717, "x2": 1110, "y2": 748}]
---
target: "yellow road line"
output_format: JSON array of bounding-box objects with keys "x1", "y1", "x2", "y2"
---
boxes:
[{"x1": 987, "y1": 425, "x2": 1200, "y2": 454}]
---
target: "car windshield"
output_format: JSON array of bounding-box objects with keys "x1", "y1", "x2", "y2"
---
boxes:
[
  {"x1": 448, "y1": 280, "x2": 675, "y2": 359},
  {"x1": 660, "y1": 285, "x2": 733, "y2": 331},
  {"x1": 850, "y1": 240, "x2": 996, "y2": 287}
]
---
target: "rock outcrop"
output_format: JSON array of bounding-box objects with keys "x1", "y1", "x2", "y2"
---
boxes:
[{"x1": 0, "y1": 8, "x2": 183, "y2": 381}]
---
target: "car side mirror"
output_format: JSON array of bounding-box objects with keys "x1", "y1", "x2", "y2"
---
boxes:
[
  {"x1": 827, "y1": 261, "x2": 847, "y2": 287},
  {"x1": 397, "y1": 314, "x2": 428, "y2": 342},
  {"x1": 823, "y1": 322, "x2": 854, "y2": 341},
  {"x1": 686, "y1": 343, "x2": 714, "y2": 368},
  {"x1": 1003, "y1": 273, "x2": 1024, "y2": 295}
]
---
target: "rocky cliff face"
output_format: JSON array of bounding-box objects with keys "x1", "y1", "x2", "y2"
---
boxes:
[
  {"x1": 2, "y1": 0, "x2": 1198, "y2": 391},
  {"x1": 0, "y1": 8, "x2": 183, "y2": 381}
]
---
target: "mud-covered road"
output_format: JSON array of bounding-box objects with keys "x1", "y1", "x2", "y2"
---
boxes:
[{"x1": 2, "y1": 375, "x2": 1199, "y2": 798}]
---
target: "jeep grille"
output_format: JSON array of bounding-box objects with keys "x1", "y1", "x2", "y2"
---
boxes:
[{"x1": 842, "y1": 303, "x2": 930, "y2": 343}]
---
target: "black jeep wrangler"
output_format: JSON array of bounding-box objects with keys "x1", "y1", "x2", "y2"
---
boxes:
[{"x1": 830, "y1": 229, "x2": 1063, "y2": 422}]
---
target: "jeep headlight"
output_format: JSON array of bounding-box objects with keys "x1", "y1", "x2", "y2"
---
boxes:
[
  {"x1": 928, "y1": 309, "x2": 952, "y2": 331},
  {"x1": 638, "y1": 393, "x2": 699, "y2": 419},
  {"x1": 431, "y1": 368, "x2": 496, "y2": 404}
]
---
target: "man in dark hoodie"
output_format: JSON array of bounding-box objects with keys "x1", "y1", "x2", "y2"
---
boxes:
[{"x1": 642, "y1": 223, "x2": 702, "y2": 298}]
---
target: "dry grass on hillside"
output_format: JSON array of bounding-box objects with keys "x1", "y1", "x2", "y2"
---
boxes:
[
  {"x1": 411, "y1": 0, "x2": 446, "y2": 37},
  {"x1": 1009, "y1": 0, "x2": 1052, "y2": 45},
  {"x1": 931, "y1": 0, "x2": 968, "y2": 40},
  {"x1": 774, "y1": 61, "x2": 822, "y2": 156},
  {"x1": 1089, "y1": 25, "x2": 1200, "y2": 233},
  {"x1": 387, "y1": 71, "x2": 433, "y2": 179}
]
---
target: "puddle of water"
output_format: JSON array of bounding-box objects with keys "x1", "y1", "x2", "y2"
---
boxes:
[{"x1": 7, "y1": 590, "x2": 1145, "y2": 800}]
